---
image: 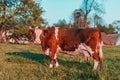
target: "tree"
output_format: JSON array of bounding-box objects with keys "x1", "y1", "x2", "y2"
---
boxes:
[
  {"x1": 0, "y1": 0, "x2": 45, "y2": 36},
  {"x1": 97, "y1": 24, "x2": 115, "y2": 34},
  {"x1": 80, "y1": 0, "x2": 105, "y2": 27},
  {"x1": 0, "y1": 0, "x2": 17, "y2": 30},
  {"x1": 94, "y1": 15, "x2": 101, "y2": 27},
  {"x1": 112, "y1": 20, "x2": 120, "y2": 33},
  {"x1": 0, "y1": 0, "x2": 45, "y2": 27},
  {"x1": 107, "y1": 24, "x2": 116, "y2": 34},
  {"x1": 53, "y1": 19, "x2": 69, "y2": 28},
  {"x1": 97, "y1": 24, "x2": 107, "y2": 32},
  {"x1": 92, "y1": 14, "x2": 106, "y2": 27},
  {"x1": 20, "y1": 0, "x2": 45, "y2": 27}
]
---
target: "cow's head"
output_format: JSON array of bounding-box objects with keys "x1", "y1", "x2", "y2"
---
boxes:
[{"x1": 28, "y1": 26, "x2": 44, "y2": 44}]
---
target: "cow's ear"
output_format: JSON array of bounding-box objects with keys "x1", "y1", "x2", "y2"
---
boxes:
[
  {"x1": 28, "y1": 26, "x2": 34, "y2": 34},
  {"x1": 28, "y1": 26, "x2": 34, "y2": 31}
]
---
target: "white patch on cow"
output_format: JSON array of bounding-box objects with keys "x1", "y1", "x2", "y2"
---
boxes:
[
  {"x1": 93, "y1": 60, "x2": 99, "y2": 70},
  {"x1": 56, "y1": 43, "x2": 93, "y2": 57},
  {"x1": 82, "y1": 50, "x2": 90, "y2": 61},
  {"x1": 2, "y1": 31, "x2": 5, "y2": 37},
  {"x1": 77, "y1": 43, "x2": 94, "y2": 56},
  {"x1": 99, "y1": 42, "x2": 103, "y2": 58},
  {"x1": 49, "y1": 63, "x2": 53, "y2": 68},
  {"x1": 34, "y1": 27, "x2": 42, "y2": 44},
  {"x1": 9, "y1": 38, "x2": 15, "y2": 43},
  {"x1": 55, "y1": 27, "x2": 59, "y2": 40},
  {"x1": 55, "y1": 62, "x2": 59, "y2": 68},
  {"x1": 44, "y1": 48, "x2": 50, "y2": 55},
  {"x1": 54, "y1": 54, "x2": 57, "y2": 59}
]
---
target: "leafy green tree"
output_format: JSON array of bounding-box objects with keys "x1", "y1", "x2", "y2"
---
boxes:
[
  {"x1": 107, "y1": 24, "x2": 116, "y2": 34},
  {"x1": 14, "y1": 23, "x2": 28, "y2": 36},
  {"x1": 0, "y1": 0, "x2": 45, "y2": 36},
  {"x1": 54, "y1": 19, "x2": 69, "y2": 28},
  {"x1": 0, "y1": 0, "x2": 17, "y2": 29},
  {"x1": 97, "y1": 24, "x2": 107, "y2": 32},
  {"x1": 112, "y1": 20, "x2": 120, "y2": 33},
  {"x1": 19, "y1": 0, "x2": 45, "y2": 27},
  {"x1": 94, "y1": 15, "x2": 102, "y2": 27},
  {"x1": 97, "y1": 24, "x2": 115, "y2": 34}
]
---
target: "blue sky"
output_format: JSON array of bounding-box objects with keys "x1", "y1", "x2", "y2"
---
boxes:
[{"x1": 40, "y1": 0, "x2": 120, "y2": 26}]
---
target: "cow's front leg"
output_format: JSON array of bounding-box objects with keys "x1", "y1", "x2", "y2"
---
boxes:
[
  {"x1": 49, "y1": 41, "x2": 59, "y2": 68},
  {"x1": 54, "y1": 53, "x2": 59, "y2": 68},
  {"x1": 49, "y1": 52, "x2": 54, "y2": 68},
  {"x1": 49, "y1": 52, "x2": 59, "y2": 68},
  {"x1": 49, "y1": 58, "x2": 54, "y2": 68},
  {"x1": 93, "y1": 52, "x2": 101, "y2": 70}
]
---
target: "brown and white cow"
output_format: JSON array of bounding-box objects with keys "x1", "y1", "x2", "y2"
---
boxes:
[{"x1": 29, "y1": 26, "x2": 103, "y2": 70}]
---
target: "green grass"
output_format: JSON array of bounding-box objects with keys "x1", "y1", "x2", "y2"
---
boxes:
[{"x1": 0, "y1": 43, "x2": 120, "y2": 80}]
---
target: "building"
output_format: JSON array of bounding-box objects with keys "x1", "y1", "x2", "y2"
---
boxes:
[
  {"x1": 101, "y1": 32, "x2": 114, "y2": 45},
  {"x1": 108, "y1": 34, "x2": 120, "y2": 46}
]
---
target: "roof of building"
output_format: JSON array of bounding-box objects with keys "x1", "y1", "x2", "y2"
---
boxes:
[
  {"x1": 108, "y1": 34, "x2": 120, "y2": 45},
  {"x1": 101, "y1": 32, "x2": 115, "y2": 45}
]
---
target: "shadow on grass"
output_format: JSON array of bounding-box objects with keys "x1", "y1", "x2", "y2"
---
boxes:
[
  {"x1": 6, "y1": 52, "x2": 92, "y2": 70},
  {"x1": 6, "y1": 52, "x2": 50, "y2": 65}
]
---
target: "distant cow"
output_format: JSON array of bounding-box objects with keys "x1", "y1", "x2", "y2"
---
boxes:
[{"x1": 29, "y1": 27, "x2": 103, "y2": 70}]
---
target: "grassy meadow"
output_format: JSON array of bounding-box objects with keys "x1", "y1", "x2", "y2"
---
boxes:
[{"x1": 0, "y1": 43, "x2": 120, "y2": 80}]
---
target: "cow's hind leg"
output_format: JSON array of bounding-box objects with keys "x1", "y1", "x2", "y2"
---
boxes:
[
  {"x1": 93, "y1": 52, "x2": 101, "y2": 70},
  {"x1": 98, "y1": 41, "x2": 103, "y2": 69},
  {"x1": 93, "y1": 41, "x2": 103, "y2": 70}
]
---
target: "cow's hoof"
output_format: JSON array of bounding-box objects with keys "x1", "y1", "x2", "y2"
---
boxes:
[
  {"x1": 55, "y1": 63, "x2": 59, "y2": 68},
  {"x1": 49, "y1": 64, "x2": 53, "y2": 68}
]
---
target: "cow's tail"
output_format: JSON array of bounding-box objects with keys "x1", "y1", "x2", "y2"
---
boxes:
[
  {"x1": 99, "y1": 41, "x2": 103, "y2": 59},
  {"x1": 98, "y1": 32, "x2": 103, "y2": 66}
]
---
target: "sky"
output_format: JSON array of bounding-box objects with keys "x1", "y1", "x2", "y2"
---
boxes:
[{"x1": 40, "y1": 0, "x2": 120, "y2": 26}]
